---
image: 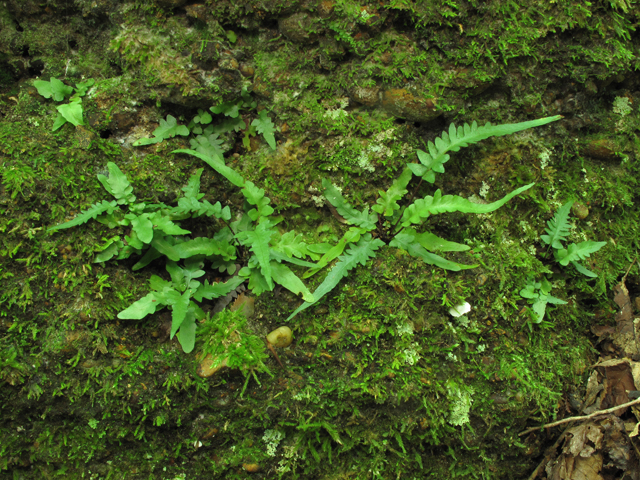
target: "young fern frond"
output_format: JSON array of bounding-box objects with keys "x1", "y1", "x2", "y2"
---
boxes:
[
  {"x1": 372, "y1": 167, "x2": 413, "y2": 217},
  {"x1": 540, "y1": 201, "x2": 573, "y2": 249},
  {"x1": 322, "y1": 179, "x2": 378, "y2": 230},
  {"x1": 287, "y1": 234, "x2": 384, "y2": 320},
  {"x1": 399, "y1": 183, "x2": 534, "y2": 228},
  {"x1": 47, "y1": 200, "x2": 119, "y2": 233},
  {"x1": 408, "y1": 115, "x2": 562, "y2": 183}
]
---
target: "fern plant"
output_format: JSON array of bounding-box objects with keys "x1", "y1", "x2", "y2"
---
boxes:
[
  {"x1": 540, "y1": 200, "x2": 607, "y2": 277},
  {"x1": 134, "y1": 88, "x2": 276, "y2": 152},
  {"x1": 47, "y1": 162, "x2": 322, "y2": 352},
  {"x1": 286, "y1": 115, "x2": 563, "y2": 320},
  {"x1": 34, "y1": 77, "x2": 95, "y2": 131}
]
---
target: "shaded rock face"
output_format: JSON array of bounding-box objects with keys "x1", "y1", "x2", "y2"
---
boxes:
[{"x1": 279, "y1": 12, "x2": 324, "y2": 44}]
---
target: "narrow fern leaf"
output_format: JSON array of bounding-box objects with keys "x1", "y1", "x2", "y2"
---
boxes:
[
  {"x1": 132, "y1": 247, "x2": 162, "y2": 271},
  {"x1": 269, "y1": 249, "x2": 318, "y2": 269},
  {"x1": 117, "y1": 292, "x2": 161, "y2": 319},
  {"x1": 372, "y1": 167, "x2": 413, "y2": 216},
  {"x1": 150, "y1": 235, "x2": 181, "y2": 261},
  {"x1": 403, "y1": 228, "x2": 470, "y2": 252},
  {"x1": 182, "y1": 168, "x2": 204, "y2": 200},
  {"x1": 172, "y1": 149, "x2": 245, "y2": 187},
  {"x1": 540, "y1": 200, "x2": 573, "y2": 249},
  {"x1": 175, "y1": 306, "x2": 198, "y2": 353},
  {"x1": 288, "y1": 234, "x2": 384, "y2": 320},
  {"x1": 172, "y1": 237, "x2": 236, "y2": 261},
  {"x1": 193, "y1": 276, "x2": 245, "y2": 302},
  {"x1": 302, "y1": 227, "x2": 364, "y2": 279},
  {"x1": 554, "y1": 241, "x2": 607, "y2": 266},
  {"x1": 322, "y1": 178, "x2": 378, "y2": 230},
  {"x1": 242, "y1": 181, "x2": 274, "y2": 220},
  {"x1": 401, "y1": 183, "x2": 534, "y2": 227},
  {"x1": 236, "y1": 222, "x2": 275, "y2": 290},
  {"x1": 271, "y1": 261, "x2": 314, "y2": 302},
  {"x1": 571, "y1": 261, "x2": 598, "y2": 278},
  {"x1": 413, "y1": 116, "x2": 562, "y2": 183},
  {"x1": 390, "y1": 232, "x2": 476, "y2": 271},
  {"x1": 170, "y1": 290, "x2": 191, "y2": 338},
  {"x1": 47, "y1": 200, "x2": 119, "y2": 232}
]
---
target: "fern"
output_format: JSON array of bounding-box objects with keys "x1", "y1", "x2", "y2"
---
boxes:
[
  {"x1": 321, "y1": 179, "x2": 378, "y2": 230},
  {"x1": 47, "y1": 200, "x2": 119, "y2": 232},
  {"x1": 251, "y1": 110, "x2": 277, "y2": 150},
  {"x1": 287, "y1": 234, "x2": 384, "y2": 321},
  {"x1": 555, "y1": 241, "x2": 608, "y2": 266},
  {"x1": 540, "y1": 200, "x2": 572, "y2": 249},
  {"x1": 372, "y1": 167, "x2": 413, "y2": 216},
  {"x1": 538, "y1": 200, "x2": 607, "y2": 277},
  {"x1": 133, "y1": 115, "x2": 190, "y2": 146},
  {"x1": 172, "y1": 149, "x2": 245, "y2": 187},
  {"x1": 408, "y1": 116, "x2": 562, "y2": 183},
  {"x1": 400, "y1": 184, "x2": 534, "y2": 227}
]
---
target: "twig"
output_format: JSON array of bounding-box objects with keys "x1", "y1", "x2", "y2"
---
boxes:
[
  {"x1": 519, "y1": 397, "x2": 640, "y2": 436},
  {"x1": 526, "y1": 425, "x2": 571, "y2": 480}
]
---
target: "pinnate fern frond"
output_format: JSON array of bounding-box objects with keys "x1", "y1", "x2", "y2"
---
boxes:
[
  {"x1": 322, "y1": 179, "x2": 378, "y2": 230},
  {"x1": 97, "y1": 162, "x2": 136, "y2": 204},
  {"x1": 242, "y1": 181, "x2": 274, "y2": 220},
  {"x1": 540, "y1": 200, "x2": 573, "y2": 249},
  {"x1": 47, "y1": 200, "x2": 119, "y2": 233},
  {"x1": 555, "y1": 241, "x2": 607, "y2": 266},
  {"x1": 409, "y1": 116, "x2": 562, "y2": 183},
  {"x1": 287, "y1": 234, "x2": 384, "y2": 320},
  {"x1": 172, "y1": 149, "x2": 245, "y2": 187},
  {"x1": 372, "y1": 167, "x2": 412, "y2": 217},
  {"x1": 400, "y1": 183, "x2": 534, "y2": 227}
]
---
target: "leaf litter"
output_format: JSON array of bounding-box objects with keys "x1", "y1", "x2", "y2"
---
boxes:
[{"x1": 523, "y1": 262, "x2": 640, "y2": 479}]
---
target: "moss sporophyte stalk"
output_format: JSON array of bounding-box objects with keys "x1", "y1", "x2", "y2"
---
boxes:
[{"x1": 47, "y1": 109, "x2": 561, "y2": 351}]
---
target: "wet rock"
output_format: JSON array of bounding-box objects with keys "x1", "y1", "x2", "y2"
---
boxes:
[
  {"x1": 580, "y1": 138, "x2": 620, "y2": 161},
  {"x1": 197, "y1": 354, "x2": 228, "y2": 378},
  {"x1": 279, "y1": 13, "x2": 323, "y2": 45},
  {"x1": 266, "y1": 326, "x2": 293, "y2": 348},
  {"x1": 572, "y1": 202, "x2": 589, "y2": 220},
  {"x1": 350, "y1": 85, "x2": 381, "y2": 107},
  {"x1": 185, "y1": 4, "x2": 207, "y2": 20},
  {"x1": 380, "y1": 89, "x2": 439, "y2": 122},
  {"x1": 243, "y1": 463, "x2": 261, "y2": 473}
]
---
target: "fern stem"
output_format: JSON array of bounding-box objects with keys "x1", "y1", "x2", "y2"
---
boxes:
[{"x1": 391, "y1": 174, "x2": 425, "y2": 233}]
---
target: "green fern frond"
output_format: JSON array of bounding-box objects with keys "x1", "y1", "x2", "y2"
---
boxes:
[
  {"x1": 97, "y1": 162, "x2": 136, "y2": 204},
  {"x1": 555, "y1": 240, "x2": 607, "y2": 266},
  {"x1": 241, "y1": 181, "x2": 275, "y2": 220},
  {"x1": 540, "y1": 200, "x2": 573, "y2": 249},
  {"x1": 172, "y1": 149, "x2": 245, "y2": 187},
  {"x1": 372, "y1": 167, "x2": 412, "y2": 217},
  {"x1": 400, "y1": 183, "x2": 534, "y2": 227},
  {"x1": 408, "y1": 116, "x2": 562, "y2": 183},
  {"x1": 236, "y1": 222, "x2": 276, "y2": 290},
  {"x1": 47, "y1": 200, "x2": 119, "y2": 233},
  {"x1": 287, "y1": 234, "x2": 384, "y2": 320},
  {"x1": 322, "y1": 179, "x2": 378, "y2": 230},
  {"x1": 390, "y1": 232, "x2": 476, "y2": 271}
]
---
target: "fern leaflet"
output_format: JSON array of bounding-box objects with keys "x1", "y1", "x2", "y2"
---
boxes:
[
  {"x1": 372, "y1": 167, "x2": 412, "y2": 216},
  {"x1": 400, "y1": 183, "x2": 534, "y2": 227},
  {"x1": 409, "y1": 116, "x2": 562, "y2": 183},
  {"x1": 322, "y1": 179, "x2": 378, "y2": 230},
  {"x1": 554, "y1": 241, "x2": 607, "y2": 266},
  {"x1": 47, "y1": 200, "x2": 119, "y2": 232},
  {"x1": 287, "y1": 234, "x2": 384, "y2": 320},
  {"x1": 540, "y1": 200, "x2": 572, "y2": 249}
]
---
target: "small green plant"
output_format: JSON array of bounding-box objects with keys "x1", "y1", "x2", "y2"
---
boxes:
[
  {"x1": 47, "y1": 162, "x2": 322, "y2": 352},
  {"x1": 134, "y1": 88, "x2": 277, "y2": 151},
  {"x1": 197, "y1": 308, "x2": 270, "y2": 393},
  {"x1": 286, "y1": 115, "x2": 563, "y2": 320},
  {"x1": 33, "y1": 77, "x2": 94, "y2": 131},
  {"x1": 540, "y1": 200, "x2": 607, "y2": 277},
  {"x1": 519, "y1": 277, "x2": 567, "y2": 325}
]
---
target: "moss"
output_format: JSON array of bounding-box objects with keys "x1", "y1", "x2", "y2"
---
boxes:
[{"x1": 2, "y1": 0, "x2": 640, "y2": 478}]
